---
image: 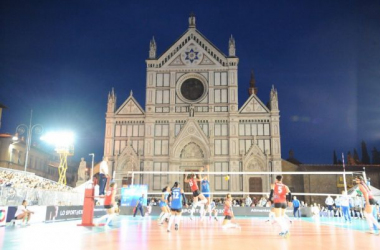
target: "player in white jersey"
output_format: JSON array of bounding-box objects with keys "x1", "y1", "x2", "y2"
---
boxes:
[
  {"x1": 325, "y1": 195, "x2": 334, "y2": 217},
  {"x1": 354, "y1": 196, "x2": 364, "y2": 219},
  {"x1": 334, "y1": 196, "x2": 342, "y2": 217},
  {"x1": 340, "y1": 191, "x2": 351, "y2": 223},
  {"x1": 209, "y1": 200, "x2": 218, "y2": 221}
]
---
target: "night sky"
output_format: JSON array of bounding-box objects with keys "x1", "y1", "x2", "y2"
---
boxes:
[{"x1": 1, "y1": 0, "x2": 379, "y2": 164}]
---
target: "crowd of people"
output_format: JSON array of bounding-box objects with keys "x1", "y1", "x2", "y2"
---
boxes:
[
  {"x1": 0, "y1": 169, "x2": 74, "y2": 192},
  {"x1": 309, "y1": 193, "x2": 380, "y2": 222}
]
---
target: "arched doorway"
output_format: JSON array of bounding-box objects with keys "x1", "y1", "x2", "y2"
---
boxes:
[{"x1": 249, "y1": 177, "x2": 263, "y2": 203}]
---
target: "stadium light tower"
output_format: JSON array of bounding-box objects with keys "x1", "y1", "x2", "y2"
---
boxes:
[{"x1": 41, "y1": 131, "x2": 74, "y2": 185}]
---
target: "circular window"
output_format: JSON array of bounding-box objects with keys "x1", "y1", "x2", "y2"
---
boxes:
[{"x1": 180, "y1": 78, "x2": 204, "y2": 101}]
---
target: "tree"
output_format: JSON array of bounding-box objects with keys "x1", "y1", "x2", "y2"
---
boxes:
[
  {"x1": 372, "y1": 147, "x2": 380, "y2": 164},
  {"x1": 361, "y1": 141, "x2": 370, "y2": 164},
  {"x1": 347, "y1": 151, "x2": 354, "y2": 165},
  {"x1": 353, "y1": 149, "x2": 360, "y2": 164},
  {"x1": 333, "y1": 150, "x2": 338, "y2": 164}
]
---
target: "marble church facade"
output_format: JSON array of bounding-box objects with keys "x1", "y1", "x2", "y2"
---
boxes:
[{"x1": 104, "y1": 15, "x2": 281, "y2": 195}]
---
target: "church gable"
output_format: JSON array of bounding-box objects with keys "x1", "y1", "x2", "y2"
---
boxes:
[
  {"x1": 239, "y1": 94, "x2": 270, "y2": 114},
  {"x1": 116, "y1": 94, "x2": 145, "y2": 115},
  {"x1": 158, "y1": 30, "x2": 226, "y2": 68}
]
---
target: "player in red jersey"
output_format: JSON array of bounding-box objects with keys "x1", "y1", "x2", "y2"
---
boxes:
[
  {"x1": 355, "y1": 176, "x2": 380, "y2": 235},
  {"x1": 222, "y1": 193, "x2": 240, "y2": 229},
  {"x1": 268, "y1": 175, "x2": 291, "y2": 238},
  {"x1": 96, "y1": 181, "x2": 117, "y2": 226},
  {"x1": 184, "y1": 168, "x2": 208, "y2": 219}
]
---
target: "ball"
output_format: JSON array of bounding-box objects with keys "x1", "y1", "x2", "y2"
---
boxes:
[{"x1": 224, "y1": 175, "x2": 230, "y2": 181}]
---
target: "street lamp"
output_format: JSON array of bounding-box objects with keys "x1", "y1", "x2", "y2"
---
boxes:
[
  {"x1": 138, "y1": 149, "x2": 143, "y2": 184},
  {"x1": 13, "y1": 110, "x2": 43, "y2": 173},
  {"x1": 240, "y1": 150, "x2": 245, "y2": 192}
]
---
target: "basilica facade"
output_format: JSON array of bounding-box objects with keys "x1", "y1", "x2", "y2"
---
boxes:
[{"x1": 104, "y1": 15, "x2": 281, "y2": 196}]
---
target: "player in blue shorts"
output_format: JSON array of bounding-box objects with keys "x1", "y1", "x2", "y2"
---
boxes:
[
  {"x1": 158, "y1": 186, "x2": 170, "y2": 225},
  {"x1": 167, "y1": 182, "x2": 188, "y2": 232},
  {"x1": 335, "y1": 196, "x2": 342, "y2": 217},
  {"x1": 201, "y1": 165, "x2": 211, "y2": 218}
]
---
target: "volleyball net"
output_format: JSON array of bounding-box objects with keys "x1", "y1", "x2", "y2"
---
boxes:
[{"x1": 114, "y1": 170, "x2": 366, "y2": 204}]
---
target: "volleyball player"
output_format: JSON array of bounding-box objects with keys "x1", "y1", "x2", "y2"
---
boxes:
[
  {"x1": 325, "y1": 195, "x2": 334, "y2": 217},
  {"x1": 201, "y1": 165, "x2": 211, "y2": 218},
  {"x1": 209, "y1": 199, "x2": 219, "y2": 221},
  {"x1": 265, "y1": 200, "x2": 276, "y2": 224},
  {"x1": 96, "y1": 181, "x2": 117, "y2": 226},
  {"x1": 268, "y1": 175, "x2": 291, "y2": 238},
  {"x1": 14, "y1": 200, "x2": 34, "y2": 225},
  {"x1": 334, "y1": 195, "x2": 342, "y2": 218},
  {"x1": 185, "y1": 168, "x2": 208, "y2": 219},
  {"x1": 158, "y1": 186, "x2": 171, "y2": 225},
  {"x1": 355, "y1": 176, "x2": 380, "y2": 235},
  {"x1": 167, "y1": 182, "x2": 187, "y2": 232},
  {"x1": 222, "y1": 193, "x2": 240, "y2": 229}
]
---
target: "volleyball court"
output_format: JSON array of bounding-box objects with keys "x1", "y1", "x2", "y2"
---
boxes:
[{"x1": 1, "y1": 169, "x2": 379, "y2": 249}]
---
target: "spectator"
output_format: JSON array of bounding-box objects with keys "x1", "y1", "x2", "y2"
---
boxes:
[
  {"x1": 292, "y1": 196, "x2": 301, "y2": 218},
  {"x1": 311, "y1": 204, "x2": 320, "y2": 218},
  {"x1": 259, "y1": 196, "x2": 267, "y2": 207},
  {"x1": 245, "y1": 195, "x2": 252, "y2": 207}
]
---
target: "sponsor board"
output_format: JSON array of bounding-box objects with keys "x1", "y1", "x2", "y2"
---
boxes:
[
  {"x1": 121, "y1": 185, "x2": 148, "y2": 207},
  {"x1": 45, "y1": 206, "x2": 107, "y2": 222},
  {"x1": 0, "y1": 207, "x2": 7, "y2": 226}
]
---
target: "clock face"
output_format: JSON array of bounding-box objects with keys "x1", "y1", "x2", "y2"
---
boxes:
[{"x1": 180, "y1": 78, "x2": 204, "y2": 101}]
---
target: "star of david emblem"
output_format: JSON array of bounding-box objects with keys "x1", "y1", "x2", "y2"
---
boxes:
[{"x1": 185, "y1": 49, "x2": 199, "y2": 63}]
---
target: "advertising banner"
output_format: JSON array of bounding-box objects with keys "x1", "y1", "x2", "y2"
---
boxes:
[
  {"x1": 28, "y1": 206, "x2": 47, "y2": 224},
  {"x1": 45, "y1": 206, "x2": 106, "y2": 222},
  {"x1": 120, "y1": 185, "x2": 148, "y2": 207},
  {"x1": 0, "y1": 207, "x2": 7, "y2": 226}
]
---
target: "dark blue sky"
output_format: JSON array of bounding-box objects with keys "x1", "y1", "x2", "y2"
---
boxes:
[{"x1": 1, "y1": 0, "x2": 379, "y2": 164}]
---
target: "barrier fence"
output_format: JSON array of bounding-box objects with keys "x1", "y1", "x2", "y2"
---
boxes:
[{"x1": 0, "y1": 167, "x2": 83, "y2": 206}]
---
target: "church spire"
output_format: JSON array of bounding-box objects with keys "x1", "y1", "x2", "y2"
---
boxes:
[
  {"x1": 248, "y1": 70, "x2": 258, "y2": 96},
  {"x1": 149, "y1": 36, "x2": 156, "y2": 59},
  {"x1": 270, "y1": 85, "x2": 279, "y2": 111},
  {"x1": 107, "y1": 87, "x2": 116, "y2": 113},
  {"x1": 228, "y1": 35, "x2": 236, "y2": 57},
  {"x1": 189, "y1": 12, "x2": 196, "y2": 28}
]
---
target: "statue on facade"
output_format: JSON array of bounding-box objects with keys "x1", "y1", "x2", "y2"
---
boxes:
[
  {"x1": 76, "y1": 158, "x2": 87, "y2": 187},
  {"x1": 189, "y1": 104, "x2": 195, "y2": 117}
]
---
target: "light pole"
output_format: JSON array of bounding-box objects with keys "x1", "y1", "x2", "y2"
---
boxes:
[
  {"x1": 13, "y1": 110, "x2": 43, "y2": 173},
  {"x1": 240, "y1": 150, "x2": 245, "y2": 193},
  {"x1": 89, "y1": 153, "x2": 95, "y2": 183},
  {"x1": 138, "y1": 149, "x2": 143, "y2": 184}
]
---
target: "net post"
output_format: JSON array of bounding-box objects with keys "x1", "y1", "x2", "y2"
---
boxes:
[
  {"x1": 362, "y1": 169, "x2": 367, "y2": 184},
  {"x1": 342, "y1": 153, "x2": 348, "y2": 194}
]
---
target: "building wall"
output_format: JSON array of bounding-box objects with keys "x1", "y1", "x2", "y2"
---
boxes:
[{"x1": 104, "y1": 17, "x2": 281, "y2": 194}]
